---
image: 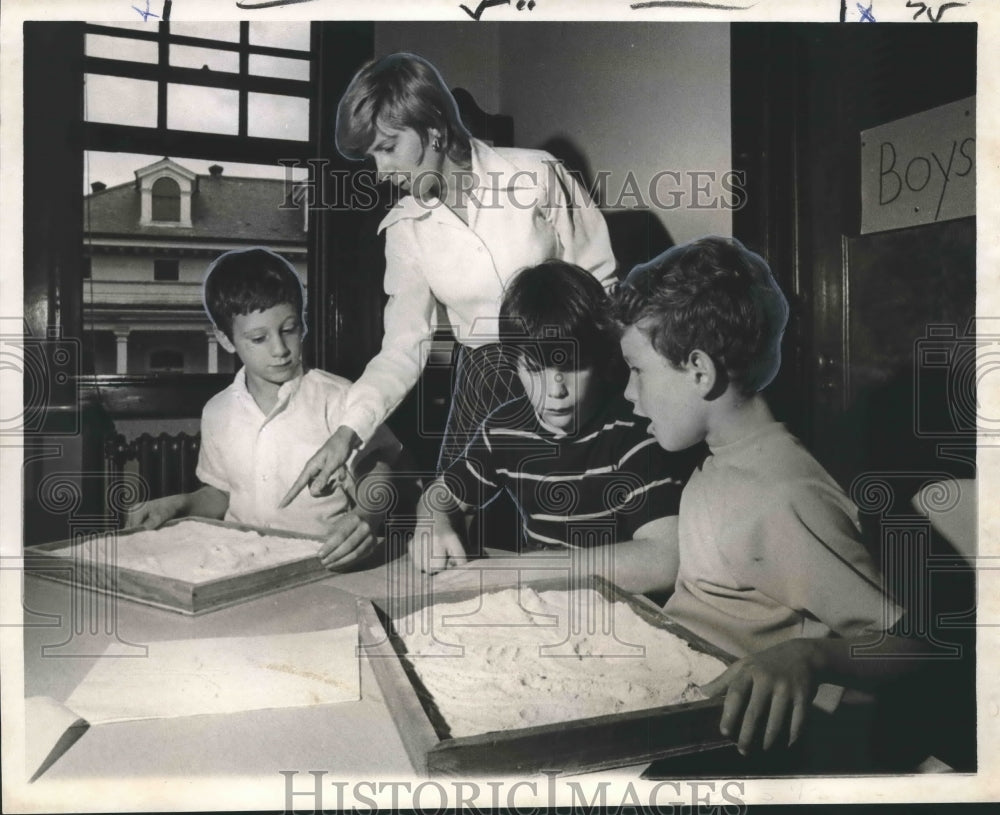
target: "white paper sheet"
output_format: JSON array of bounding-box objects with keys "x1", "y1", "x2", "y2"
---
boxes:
[
  {"x1": 64, "y1": 626, "x2": 360, "y2": 724},
  {"x1": 25, "y1": 696, "x2": 89, "y2": 782}
]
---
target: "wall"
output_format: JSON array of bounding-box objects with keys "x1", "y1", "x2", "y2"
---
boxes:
[
  {"x1": 498, "y1": 23, "x2": 731, "y2": 252},
  {"x1": 372, "y1": 22, "x2": 732, "y2": 262},
  {"x1": 374, "y1": 23, "x2": 500, "y2": 113}
]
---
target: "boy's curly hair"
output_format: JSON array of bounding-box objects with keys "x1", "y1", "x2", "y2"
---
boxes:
[
  {"x1": 612, "y1": 236, "x2": 788, "y2": 395},
  {"x1": 203, "y1": 247, "x2": 305, "y2": 341}
]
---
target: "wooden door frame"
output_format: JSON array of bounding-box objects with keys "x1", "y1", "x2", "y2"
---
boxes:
[
  {"x1": 730, "y1": 24, "x2": 816, "y2": 447},
  {"x1": 730, "y1": 23, "x2": 977, "y2": 478}
]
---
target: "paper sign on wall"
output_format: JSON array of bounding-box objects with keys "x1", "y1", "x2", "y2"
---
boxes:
[{"x1": 860, "y1": 96, "x2": 974, "y2": 234}]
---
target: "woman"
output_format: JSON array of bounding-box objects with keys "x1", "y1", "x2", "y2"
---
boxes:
[{"x1": 281, "y1": 52, "x2": 616, "y2": 506}]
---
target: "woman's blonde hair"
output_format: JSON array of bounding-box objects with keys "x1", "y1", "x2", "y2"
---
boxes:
[{"x1": 335, "y1": 52, "x2": 472, "y2": 166}]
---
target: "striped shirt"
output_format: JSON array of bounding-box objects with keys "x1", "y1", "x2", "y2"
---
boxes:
[{"x1": 441, "y1": 394, "x2": 701, "y2": 550}]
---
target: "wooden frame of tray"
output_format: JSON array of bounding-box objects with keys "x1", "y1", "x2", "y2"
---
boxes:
[
  {"x1": 24, "y1": 517, "x2": 330, "y2": 615},
  {"x1": 357, "y1": 575, "x2": 736, "y2": 777}
]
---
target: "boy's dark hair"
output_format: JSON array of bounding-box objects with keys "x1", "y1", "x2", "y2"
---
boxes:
[
  {"x1": 336, "y1": 52, "x2": 472, "y2": 167},
  {"x1": 613, "y1": 236, "x2": 789, "y2": 395},
  {"x1": 203, "y1": 248, "x2": 305, "y2": 340},
  {"x1": 500, "y1": 260, "x2": 619, "y2": 378}
]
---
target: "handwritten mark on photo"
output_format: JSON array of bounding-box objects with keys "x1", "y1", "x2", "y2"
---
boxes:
[
  {"x1": 132, "y1": 0, "x2": 159, "y2": 22},
  {"x1": 461, "y1": 0, "x2": 537, "y2": 22},
  {"x1": 857, "y1": 1, "x2": 876, "y2": 21},
  {"x1": 906, "y1": 0, "x2": 968, "y2": 22},
  {"x1": 235, "y1": 0, "x2": 318, "y2": 9}
]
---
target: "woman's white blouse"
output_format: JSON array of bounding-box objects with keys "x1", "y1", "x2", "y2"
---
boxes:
[{"x1": 340, "y1": 138, "x2": 617, "y2": 443}]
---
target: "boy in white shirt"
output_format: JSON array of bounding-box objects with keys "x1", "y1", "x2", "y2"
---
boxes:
[{"x1": 125, "y1": 248, "x2": 402, "y2": 570}]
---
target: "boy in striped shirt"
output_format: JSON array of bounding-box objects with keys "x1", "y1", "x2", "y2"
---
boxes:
[{"x1": 411, "y1": 260, "x2": 700, "y2": 582}]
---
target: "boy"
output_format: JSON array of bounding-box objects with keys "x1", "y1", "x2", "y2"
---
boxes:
[
  {"x1": 615, "y1": 236, "x2": 925, "y2": 754},
  {"x1": 410, "y1": 260, "x2": 699, "y2": 582},
  {"x1": 125, "y1": 247, "x2": 402, "y2": 570}
]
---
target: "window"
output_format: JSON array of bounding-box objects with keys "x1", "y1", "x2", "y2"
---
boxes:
[
  {"x1": 83, "y1": 21, "x2": 312, "y2": 142},
  {"x1": 151, "y1": 178, "x2": 181, "y2": 222},
  {"x1": 149, "y1": 349, "x2": 185, "y2": 372},
  {"x1": 78, "y1": 20, "x2": 315, "y2": 379},
  {"x1": 153, "y1": 259, "x2": 179, "y2": 281}
]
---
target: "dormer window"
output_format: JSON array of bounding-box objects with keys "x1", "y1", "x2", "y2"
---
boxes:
[
  {"x1": 151, "y1": 177, "x2": 181, "y2": 222},
  {"x1": 135, "y1": 158, "x2": 197, "y2": 227}
]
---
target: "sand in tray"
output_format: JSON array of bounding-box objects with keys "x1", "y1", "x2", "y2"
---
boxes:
[
  {"x1": 48, "y1": 520, "x2": 322, "y2": 582},
  {"x1": 396, "y1": 587, "x2": 727, "y2": 738}
]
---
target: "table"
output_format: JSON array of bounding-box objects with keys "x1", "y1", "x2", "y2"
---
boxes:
[
  {"x1": 19, "y1": 547, "x2": 939, "y2": 802},
  {"x1": 22, "y1": 547, "x2": 608, "y2": 784},
  {"x1": 22, "y1": 552, "x2": 423, "y2": 781}
]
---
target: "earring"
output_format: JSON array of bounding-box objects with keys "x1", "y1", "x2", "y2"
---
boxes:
[{"x1": 432, "y1": 137, "x2": 442, "y2": 152}]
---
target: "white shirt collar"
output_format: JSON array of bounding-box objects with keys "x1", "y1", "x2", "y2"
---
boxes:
[
  {"x1": 377, "y1": 138, "x2": 534, "y2": 233},
  {"x1": 231, "y1": 365, "x2": 305, "y2": 419}
]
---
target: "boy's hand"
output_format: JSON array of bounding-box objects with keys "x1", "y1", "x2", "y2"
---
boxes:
[
  {"x1": 699, "y1": 638, "x2": 821, "y2": 755},
  {"x1": 279, "y1": 425, "x2": 361, "y2": 508},
  {"x1": 318, "y1": 511, "x2": 374, "y2": 570},
  {"x1": 409, "y1": 527, "x2": 468, "y2": 574},
  {"x1": 124, "y1": 494, "x2": 186, "y2": 530}
]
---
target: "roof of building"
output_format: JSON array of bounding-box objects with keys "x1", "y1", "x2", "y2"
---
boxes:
[{"x1": 84, "y1": 165, "x2": 306, "y2": 244}]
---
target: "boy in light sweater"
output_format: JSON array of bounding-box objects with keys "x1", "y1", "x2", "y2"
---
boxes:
[{"x1": 614, "y1": 236, "x2": 927, "y2": 754}]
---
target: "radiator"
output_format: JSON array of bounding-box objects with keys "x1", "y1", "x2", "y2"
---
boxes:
[{"x1": 104, "y1": 432, "x2": 202, "y2": 523}]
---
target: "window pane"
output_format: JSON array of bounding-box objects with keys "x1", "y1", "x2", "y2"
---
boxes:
[
  {"x1": 249, "y1": 54, "x2": 310, "y2": 82},
  {"x1": 248, "y1": 22, "x2": 310, "y2": 52},
  {"x1": 170, "y1": 22, "x2": 240, "y2": 44},
  {"x1": 248, "y1": 93, "x2": 309, "y2": 141},
  {"x1": 168, "y1": 84, "x2": 239, "y2": 134},
  {"x1": 154, "y1": 259, "x2": 180, "y2": 280},
  {"x1": 171, "y1": 44, "x2": 239, "y2": 73},
  {"x1": 151, "y1": 179, "x2": 181, "y2": 222},
  {"x1": 85, "y1": 74, "x2": 158, "y2": 127},
  {"x1": 86, "y1": 33, "x2": 158, "y2": 63}
]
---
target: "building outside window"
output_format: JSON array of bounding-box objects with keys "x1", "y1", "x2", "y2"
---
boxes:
[
  {"x1": 84, "y1": 156, "x2": 307, "y2": 375},
  {"x1": 80, "y1": 20, "x2": 313, "y2": 376}
]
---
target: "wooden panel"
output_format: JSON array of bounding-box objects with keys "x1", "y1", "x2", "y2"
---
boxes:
[
  {"x1": 452, "y1": 87, "x2": 514, "y2": 147},
  {"x1": 832, "y1": 217, "x2": 977, "y2": 500},
  {"x1": 359, "y1": 576, "x2": 734, "y2": 777},
  {"x1": 847, "y1": 219, "x2": 975, "y2": 398},
  {"x1": 307, "y1": 23, "x2": 376, "y2": 375},
  {"x1": 24, "y1": 22, "x2": 85, "y2": 397},
  {"x1": 730, "y1": 24, "x2": 810, "y2": 437}
]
